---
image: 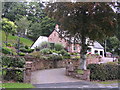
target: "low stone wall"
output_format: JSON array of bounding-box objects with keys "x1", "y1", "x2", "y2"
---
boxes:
[
  {"x1": 66, "y1": 65, "x2": 90, "y2": 81},
  {"x1": 23, "y1": 55, "x2": 101, "y2": 83}
]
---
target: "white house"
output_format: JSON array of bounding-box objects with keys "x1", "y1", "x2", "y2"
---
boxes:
[
  {"x1": 31, "y1": 36, "x2": 48, "y2": 49},
  {"x1": 87, "y1": 41, "x2": 104, "y2": 57}
]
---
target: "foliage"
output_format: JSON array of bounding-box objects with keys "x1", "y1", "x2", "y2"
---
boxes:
[
  {"x1": 54, "y1": 43, "x2": 64, "y2": 51},
  {"x1": 87, "y1": 64, "x2": 119, "y2": 81},
  {"x1": 40, "y1": 48, "x2": 52, "y2": 55},
  {"x1": 58, "y1": 49, "x2": 67, "y2": 55},
  {"x1": 2, "y1": 2, "x2": 28, "y2": 21},
  {"x1": 20, "y1": 46, "x2": 34, "y2": 53},
  {"x1": 71, "y1": 56, "x2": 80, "y2": 60},
  {"x1": 38, "y1": 41, "x2": 51, "y2": 50},
  {"x1": 2, "y1": 55, "x2": 25, "y2": 68},
  {"x1": 1, "y1": 31, "x2": 33, "y2": 47},
  {"x1": 15, "y1": 17, "x2": 31, "y2": 36},
  {"x1": 46, "y1": 2, "x2": 117, "y2": 70},
  {"x1": 28, "y1": 16, "x2": 56, "y2": 40},
  {"x1": 18, "y1": 52, "x2": 25, "y2": 56},
  {"x1": 1, "y1": 18, "x2": 17, "y2": 45},
  {"x1": 106, "y1": 36, "x2": 120, "y2": 55},
  {"x1": 118, "y1": 58, "x2": 120, "y2": 64},
  {"x1": 2, "y1": 47, "x2": 13, "y2": 55},
  {"x1": 2, "y1": 83, "x2": 35, "y2": 88},
  {"x1": 6, "y1": 43, "x2": 12, "y2": 47},
  {"x1": 75, "y1": 69, "x2": 84, "y2": 74},
  {"x1": 48, "y1": 54, "x2": 63, "y2": 60},
  {"x1": 2, "y1": 55, "x2": 25, "y2": 82}
]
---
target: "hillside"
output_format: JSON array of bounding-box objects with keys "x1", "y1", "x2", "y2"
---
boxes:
[{"x1": 1, "y1": 31, "x2": 34, "y2": 47}]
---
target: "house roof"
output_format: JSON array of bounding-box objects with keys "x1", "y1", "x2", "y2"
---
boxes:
[{"x1": 93, "y1": 41, "x2": 104, "y2": 49}]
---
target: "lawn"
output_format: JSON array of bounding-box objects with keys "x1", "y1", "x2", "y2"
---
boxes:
[
  {"x1": 1, "y1": 83, "x2": 35, "y2": 89},
  {"x1": 1, "y1": 31, "x2": 34, "y2": 47},
  {"x1": 93, "y1": 80, "x2": 119, "y2": 84}
]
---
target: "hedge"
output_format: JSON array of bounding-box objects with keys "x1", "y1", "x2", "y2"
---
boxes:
[
  {"x1": 87, "y1": 64, "x2": 119, "y2": 81},
  {"x1": 2, "y1": 55, "x2": 25, "y2": 82}
]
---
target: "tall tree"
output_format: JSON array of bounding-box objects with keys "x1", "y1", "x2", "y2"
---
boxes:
[
  {"x1": 15, "y1": 17, "x2": 31, "y2": 37},
  {"x1": 2, "y1": 2, "x2": 28, "y2": 21},
  {"x1": 28, "y1": 16, "x2": 56, "y2": 41},
  {"x1": 46, "y1": 2, "x2": 117, "y2": 70},
  {"x1": 1, "y1": 18, "x2": 17, "y2": 45}
]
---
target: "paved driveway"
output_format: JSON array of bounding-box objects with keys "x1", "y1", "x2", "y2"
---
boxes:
[
  {"x1": 31, "y1": 68, "x2": 118, "y2": 88},
  {"x1": 31, "y1": 68, "x2": 81, "y2": 84}
]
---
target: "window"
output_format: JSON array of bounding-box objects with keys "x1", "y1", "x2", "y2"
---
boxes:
[
  {"x1": 94, "y1": 50, "x2": 98, "y2": 54},
  {"x1": 100, "y1": 51, "x2": 103, "y2": 56},
  {"x1": 74, "y1": 45, "x2": 77, "y2": 51}
]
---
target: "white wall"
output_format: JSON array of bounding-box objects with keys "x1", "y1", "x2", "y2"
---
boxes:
[
  {"x1": 88, "y1": 46, "x2": 104, "y2": 57},
  {"x1": 31, "y1": 36, "x2": 48, "y2": 49}
]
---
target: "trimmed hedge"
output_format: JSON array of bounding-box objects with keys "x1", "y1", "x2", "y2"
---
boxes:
[
  {"x1": 2, "y1": 55, "x2": 25, "y2": 82},
  {"x1": 87, "y1": 64, "x2": 119, "y2": 81}
]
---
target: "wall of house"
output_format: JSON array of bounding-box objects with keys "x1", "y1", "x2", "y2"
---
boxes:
[
  {"x1": 67, "y1": 44, "x2": 81, "y2": 53},
  {"x1": 88, "y1": 46, "x2": 104, "y2": 57},
  {"x1": 48, "y1": 30, "x2": 67, "y2": 47}
]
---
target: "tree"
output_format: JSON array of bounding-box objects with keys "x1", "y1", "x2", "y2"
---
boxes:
[
  {"x1": 28, "y1": 16, "x2": 56, "y2": 41},
  {"x1": 46, "y1": 2, "x2": 117, "y2": 70},
  {"x1": 106, "y1": 36, "x2": 120, "y2": 55},
  {"x1": 2, "y1": 2, "x2": 28, "y2": 21},
  {"x1": 15, "y1": 17, "x2": 31, "y2": 37},
  {"x1": 2, "y1": 18, "x2": 17, "y2": 45}
]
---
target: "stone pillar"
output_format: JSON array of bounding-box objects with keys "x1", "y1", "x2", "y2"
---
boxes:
[{"x1": 24, "y1": 61, "x2": 32, "y2": 83}]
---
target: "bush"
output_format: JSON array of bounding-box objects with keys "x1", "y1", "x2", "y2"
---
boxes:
[
  {"x1": 58, "y1": 49, "x2": 67, "y2": 55},
  {"x1": 118, "y1": 58, "x2": 120, "y2": 64},
  {"x1": 20, "y1": 48, "x2": 34, "y2": 53},
  {"x1": 39, "y1": 42, "x2": 50, "y2": 49},
  {"x1": 87, "y1": 64, "x2": 119, "y2": 81},
  {"x1": 6, "y1": 43, "x2": 12, "y2": 47},
  {"x1": 40, "y1": 48, "x2": 52, "y2": 55},
  {"x1": 48, "y1": 55, "x2": 63, "y2": 60},
  {"x1": 54, "y1": 43, "x2": 64, "y2": 51},
  {"x1": 2, "y1": 47, "x2": 12, "y2": 54},
  {"x1": 2, "y1": 55, "x2": 25, "y2": 82},
  {"x1": 18, "y1": 52, "x2": 25, "y2": 56}
]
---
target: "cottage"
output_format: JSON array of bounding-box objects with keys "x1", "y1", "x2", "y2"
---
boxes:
[{"x1": 31, "y1": 25, "x2": 104, "y2": 57}]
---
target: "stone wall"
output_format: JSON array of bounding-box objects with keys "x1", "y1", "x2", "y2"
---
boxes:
[{"x1": 23, "y1": 55, "x2": 101, "y2": 83}]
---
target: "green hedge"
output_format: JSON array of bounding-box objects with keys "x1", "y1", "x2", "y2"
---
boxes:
[
  {"x1": 87, "y1": 64, "x2": 119, "y2": 81},
  {"x1": 2, "y1": 47, "x2": 13, "y2": 54},
  {"x1": 2, "y1": 55, "x2": 25, "y2": 82}
]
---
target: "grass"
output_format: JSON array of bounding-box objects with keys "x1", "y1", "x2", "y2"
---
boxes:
[
  {"x1": 93, "y1": 80, "x2": 119, "y2": 84},
  {"x1": 1, "y1": 83, "x2": 35, "y2": 89},
  {"x1": 76, "y1": 69, "x2": 84, "y2": 74},
  {"x1": 1, "y1": 31, "x2": 33, "y2": 47}
]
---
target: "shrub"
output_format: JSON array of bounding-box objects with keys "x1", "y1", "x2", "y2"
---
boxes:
[
  {"x1": 25, "y1": 45, "x2": 29, "y2": 49},
  {"x1": 2, "y1": 47, "x2": 12, "y2": 54},
  {"x1": 40, "y1": 48, "x2": 52, "y2": 55},
  {"x1": 75, "y1": 69, "x2": 84, "y2": 74},
  {"x1": 87, "y1": 64, "x2": 119, "y2": 81},
  {"x1": 54, "y1": 43, "x2": 64, "y2": 51},
  {"x1": 6, "y1": 43, "x2": 12, "y2": 47},
  {"x1": 39, "y1": 42, "x2": 50, "y2": 49},
  {"x1": 58, "y1": 49, "x2": 67, "y2": 55},
  {"x1": 18, "y1": 52, "x2": 25, "y2": 56},
  {"x1": 2, "y1": 55, "x2": 25, "y2": 82},
  {"x1": 48, "y1": 55, "x2": 63, "y2": 60},
  {"x1": 29, "y1": 51, "x2": 41, "y2": 58},
  {"x1": 20, "y1": 48, "x2": 34, "y2": 53},
  {"x1": 118, "y1": 58, "x2": 120, "y2": 64}
]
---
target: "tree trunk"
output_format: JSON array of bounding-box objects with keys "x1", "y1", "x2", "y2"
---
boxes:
[
  {"x1": 79, "y1": 36, "x2": 87, "y2": 70},
  {"x1": 5, "y1": 33, "x2": 8, "y2": 46}
]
